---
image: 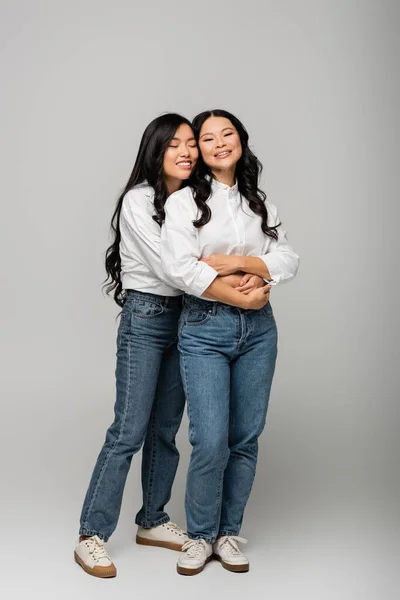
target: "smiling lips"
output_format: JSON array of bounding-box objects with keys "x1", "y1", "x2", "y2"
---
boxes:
[
  {"x1": 176, "y1": 160, "x2": 192, "y2": 170},
  {"x1": 214, "y1": 150, "x2": 231, "y2": 159}
]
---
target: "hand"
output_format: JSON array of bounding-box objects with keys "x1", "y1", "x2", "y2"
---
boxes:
[
  {"x1": 235, "y1": 274, "x2": 266, "y2": 295},
  {"x1": 218, "y1": 273, "x2": 244, "y2": 289},
  {"x1": 200, "y1": 254, "x2": 239, "y2": 276},
  {"x1": 241, "y1": 285, "x2": 271, "y2": 310}
]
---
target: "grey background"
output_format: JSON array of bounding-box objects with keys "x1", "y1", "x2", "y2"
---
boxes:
[{"x1": 1, "y1": 1, "x2": 399, "y2": 598}]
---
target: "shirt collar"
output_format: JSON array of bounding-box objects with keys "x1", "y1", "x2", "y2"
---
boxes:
[{"x1": 210, "y1": 177, "x2": 239, "y2": 193}]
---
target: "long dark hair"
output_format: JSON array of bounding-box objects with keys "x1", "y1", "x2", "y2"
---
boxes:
[
  {"x1": 104, "y1": 113, "x2": 192, "y2": 307},
  {"x1": 190, "y1": 109, "x2": 279, "y2": 238}
]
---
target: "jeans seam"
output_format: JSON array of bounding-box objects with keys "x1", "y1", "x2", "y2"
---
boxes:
[
  {"x1": 143, "y1": 405, "x2": 158, "y2": 523},
  {"x1": 180, "y1": 352, "x2": 193, "y2": 440},
  {"x1": 81, "y1": 334, "x2": 132, "y2": 529},
  {"x1": 211, "y1": 449, "x2": 229, "y2": 539}
]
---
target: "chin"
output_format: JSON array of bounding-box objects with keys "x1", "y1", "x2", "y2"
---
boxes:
[
  {"x1": 169, "y1": 169, "x2": 191, "y2": 180},
  {"x1": 213, "y1": 159, "x2": 235, "y2": 170}
]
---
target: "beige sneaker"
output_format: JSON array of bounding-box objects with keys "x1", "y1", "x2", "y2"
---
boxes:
[
  {"x1": 136, "y1": 521, "x2": 187, "y2": 551},
  {"x1": 177, "y1": 539, "x2": 213, "y2": 576},
  {"x1": 213, "y1": 536, "x2": 249, "y2": 572},
  {"x1": 74, "y1": 535, "x2": 117, "y2": 578}
]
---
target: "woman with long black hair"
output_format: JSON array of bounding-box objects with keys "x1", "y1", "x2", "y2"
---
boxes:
[
  {"x1": 161, "y1": 109, "x2": 300, "y2": 575},
  {"x1": 74, "y1": 113, "x2": 266, "y2": 578},
  {"x1": 74, "y1": 113, "x2": 198, "y2": 578}
]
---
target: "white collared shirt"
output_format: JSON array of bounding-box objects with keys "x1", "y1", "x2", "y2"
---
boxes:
[
  {"x1": 160, "y1": 179, "x2": 299, "y2": 298},
  {"x1": 120, "y1": 184, "x2": 182, "y2": 296}
]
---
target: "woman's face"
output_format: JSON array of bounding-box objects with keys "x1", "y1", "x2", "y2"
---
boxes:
[
  {"x1": 163, "y1": 123, "x2": 198, "y2": 181},
  {"x1": 198, "y1": 116, "x2": 242, "y2": 174}
]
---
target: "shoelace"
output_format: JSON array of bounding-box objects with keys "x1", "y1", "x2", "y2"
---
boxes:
[
  {"x1": 219, "y1": 536, "x2": 247, "y2": 556},
  {"x1": 182, "y1": 539, "x2": 209, "y2": 558},
  {"x1": 85, "y1": 535, "x2": 110, "y2": 562},
  {"x1": 163, "y1": 521, "x2": 186, "y2": 536}
]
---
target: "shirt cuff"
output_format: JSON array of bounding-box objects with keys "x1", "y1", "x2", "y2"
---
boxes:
[
  {"x1": 191, "y1": 262, "x2": 219, "y2": 297},
  {"x1": 258, "y1": 254, "x2": 282, "y2": 285}
]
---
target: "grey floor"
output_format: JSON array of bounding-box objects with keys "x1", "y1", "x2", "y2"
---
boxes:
[{"x1": 3, "y1": 430, "x2": 397, "y2": 600}]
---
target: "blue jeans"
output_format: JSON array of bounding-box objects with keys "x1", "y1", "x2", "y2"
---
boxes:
[
  {"x1": 178, "y1": 294, "x2": 278, "y2": 543},
  {"x1": 79, "y1": 290, "x2": 185, "y2": 541}
]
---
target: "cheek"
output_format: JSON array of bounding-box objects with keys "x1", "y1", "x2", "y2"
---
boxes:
[
  {"x1": 163, "y1": 151, "x2": 176, "y2": 175},
  {"x1": 233, "y1": 140, "x2": 242, "y2": 158},
  {"x1": 200, "y1": 144, "x2": 214, "y2": 165},
  {"x1": 192, "y1": 147, "x2": 199, "y2": 161}
]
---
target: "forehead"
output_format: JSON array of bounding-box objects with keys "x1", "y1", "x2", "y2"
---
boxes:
[
  {"x1": 173, "y1": 123, "x2": 195, "y2": 139},
  {"x1": 200, "y1": 116, "x2": 235, "y2": 135}
]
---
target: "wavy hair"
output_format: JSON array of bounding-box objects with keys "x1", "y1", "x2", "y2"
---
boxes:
[
  {"x1": 190, "y1": 109, "x2": 279, "y2": 238},
  {"x1": 104, "y1": 113, "x2": 192, "y2": 307}
]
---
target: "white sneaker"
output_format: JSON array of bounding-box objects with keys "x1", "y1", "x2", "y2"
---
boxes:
[
  {"x1": 177, "y1": 539, "x2": 213, "y2": 575},
  {"x1": 213, "y1": 536, "x2": 249, "y2": 572},
  {"x1": 136, "y1": 521, "x2": 188, "y2": 551},
  {"x1": 74, "y1": 535, "x2": 117, "y2": 578}
]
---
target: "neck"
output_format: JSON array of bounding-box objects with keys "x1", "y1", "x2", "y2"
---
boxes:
[
  {"x1": 211, "y1": 168, "x2": 236, "y2": 188},
  {"x1": 164, "y1": 176, "x2": 181, "y2": 196}
]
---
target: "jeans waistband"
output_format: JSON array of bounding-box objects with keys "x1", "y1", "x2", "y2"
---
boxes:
[
  {"x1": 183, "y1": 294, "x2": 271, "y2": 315},
  {"x1": 125, "y1": 289, "x2": 183, "y2": 307},
  {"x1": 183, "y1": 294, "x2": 234, "y2": 314}
]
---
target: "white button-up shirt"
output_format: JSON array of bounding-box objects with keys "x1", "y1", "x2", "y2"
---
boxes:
[
  {"x1": 120, "y1": 184, "x2": 182, "y2": 296},
  {"x1": 160, "y1": 179, "x2": 299, "y2": 298}
]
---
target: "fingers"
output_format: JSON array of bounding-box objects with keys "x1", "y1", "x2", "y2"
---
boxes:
[
  {"x1": 236, "y1": 282, "x2": 255, "y2": 292},
  {"x1": 239, "y1": 273, "x2": 253, "y2": 286},
  {"x1": 262, "y1": 285, "x2": 272, "y2": 294}
]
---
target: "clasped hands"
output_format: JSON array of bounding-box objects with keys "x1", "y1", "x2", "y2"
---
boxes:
[{"x1": 200, "y1": 254, "x2": 268, "y2": 296}]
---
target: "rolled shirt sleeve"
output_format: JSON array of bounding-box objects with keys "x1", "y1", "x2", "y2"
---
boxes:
[
  {"x1": 160, "y1": 189, "x2": 218, "y2": 297},
  {"x1": 259, "y1": 202, "x2": 300, "y2": 285}
]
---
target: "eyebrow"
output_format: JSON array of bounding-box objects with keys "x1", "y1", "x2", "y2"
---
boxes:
[
  {"x1": 200, "y1": 127, "x2": 234, "y2": 139},
  {"x1": 171, "y1": 136, "x2": 196, "y2": 141}
]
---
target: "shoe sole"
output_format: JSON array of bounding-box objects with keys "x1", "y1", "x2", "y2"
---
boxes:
[
  {"x1": 74, "y1": 552, "x2": 117, "y2": 578},
  {"x1": 176, "y1": 555, "x2": 213, "y2": 576},
  {"x1": 213, "y1": 553, "x2": 249, "y2": 573},
  {"x1": 136, "y1": 535, "x2": 184, "y2": 552}
]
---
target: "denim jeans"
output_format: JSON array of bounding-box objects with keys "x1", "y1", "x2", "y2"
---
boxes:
[
  {"x1": 79, "y1": 290, "x2": 185, "y2": 542},
  {"x1": 178, "y1": 294, "x2": 278, "y2": 543}
]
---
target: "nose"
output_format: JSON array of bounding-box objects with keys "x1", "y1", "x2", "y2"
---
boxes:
[
  {"x1": 215, "y1": 137, "x2": 226, "y2": 148},
  {"x1": 179, "y1": 145, "x2": 190, "y2": 157}
]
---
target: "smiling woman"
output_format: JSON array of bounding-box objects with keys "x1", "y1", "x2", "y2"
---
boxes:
[
  {"x1": 160, "y1": 108, "x2": 299, "y2": 576},
  {"x1": 163, "y1": 124, "x2": 198, "y2": 194},
  {"x1": 198, "y1": 120, "x2": 242, "y2": 185},
  {"x1": 74, "y1": 113, "x2": 198, "y2": 579}
]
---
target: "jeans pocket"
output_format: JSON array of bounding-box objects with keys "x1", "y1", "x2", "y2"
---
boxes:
[
  {"x1": 260, "y1": 302, "x2": 273, "y2": 319},
  {"x1": 184, "y1": 308, "x2": 212, "y2": 326},
  {"x1": 131, "y1": 299, "x2": 164, "y2": 319}
]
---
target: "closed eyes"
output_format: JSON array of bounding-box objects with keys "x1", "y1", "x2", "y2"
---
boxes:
[
  {"x1": 169, "y1": 144, "x2": 197, "y2": 148},
  {"x1": 203, "y1": 132, "x2": 234, "y2": 143}
]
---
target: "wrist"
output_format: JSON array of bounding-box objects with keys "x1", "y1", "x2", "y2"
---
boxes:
[
  {"x1": 238, "y1": 294, "x2": 250, "y2": 309},
  {"x1": 235, "y1": 256, "x2": 247, "y2": 272}
]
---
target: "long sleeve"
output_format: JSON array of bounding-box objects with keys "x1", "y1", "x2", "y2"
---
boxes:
[
  {"x1": 259, "y1": 202, "x2": 300, "y2": 285},
  {"x1": 120, "y1": 189, "x2": 180, "y2": 290},
  {"x1": 160, "y1": 189, "x2": 218, "y2": 297}
]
